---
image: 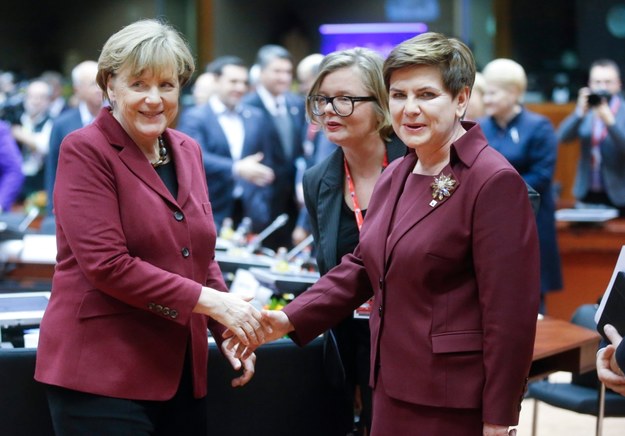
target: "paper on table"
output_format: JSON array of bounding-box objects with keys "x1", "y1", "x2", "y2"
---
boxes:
[
  {"x1": 595, "y1": 245, "x2": 625, "y2": 327},
  {"x1": 21, "y1": 234, "x2": 57, "y2": 264}
]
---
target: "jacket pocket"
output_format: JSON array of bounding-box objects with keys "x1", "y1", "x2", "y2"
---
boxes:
[
  {"x1": 77, "y1": 290, "x2": 137, "y2": 320},
  {"x1": 431, "y1": 330, "x2": 483, "y2": 354}
]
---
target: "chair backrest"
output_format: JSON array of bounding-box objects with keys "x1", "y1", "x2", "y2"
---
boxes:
[{"x1": 571, "y1": 304, "x2": 601, "y2": 388}]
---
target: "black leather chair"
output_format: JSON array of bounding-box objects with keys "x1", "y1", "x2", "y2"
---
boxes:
[
  {"x1": 527, "y1": 304, "x2": 625, "y2": 436},
  {"x1": 0, "y1": 336, "x2": 344, "y2": 436}
]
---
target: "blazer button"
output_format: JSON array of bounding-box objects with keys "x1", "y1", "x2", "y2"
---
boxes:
[
  {"x1": 147, "y1": 302, "x2": 156, "y2": 311},
  {"x1": 181, "y1": 247, "x2": 190, "y2": 258},
  {"x1": 174, "y1": 211, "x2": 184, "y2": 221},
  {"x1": 378, "y1": 305, "x2": 383, "y2": 316},
  {"x1": 155, "y1": 304, "x2": 163, "y2": 312},
  {"x1": 162, "y1": 307, "x2": 170, "y2": 316},
  {"x1": 170, "y1": 309, "x2": 178, "y2": 319}
]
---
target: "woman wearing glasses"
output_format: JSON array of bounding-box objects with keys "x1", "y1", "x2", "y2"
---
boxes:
[{"x1": 302, "y1": 48, "x2": 405, "y2": 435}]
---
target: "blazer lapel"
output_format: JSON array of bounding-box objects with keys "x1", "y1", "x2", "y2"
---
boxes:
[
  {"x1": 170, "y1": 131, "x2": 192, "y2": 207},
  {"x1": 96, "y1": 108, "x2": 178, "y2": 206},
  {"x1": 383, "y1": 155, "x2": 460, "y2": 265},
  {"x1": 316, "y1": 150, "x2": 344, "y2": 271}
]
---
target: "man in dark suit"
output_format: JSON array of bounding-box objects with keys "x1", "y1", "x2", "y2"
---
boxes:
[
  {"x1": 45, "y1": 60, "x2": 102, "y2": 216},
  {"x1": 177, "y1": 56, "x2": 275, "y2": 234},
  {"x1": 243, "y1": 45, "x2": 306, "y2": 249}
]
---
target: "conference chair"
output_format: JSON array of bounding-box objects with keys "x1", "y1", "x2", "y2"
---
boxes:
[{"x1": 528, "y1": 304, "x2": 625, "y2": 436}]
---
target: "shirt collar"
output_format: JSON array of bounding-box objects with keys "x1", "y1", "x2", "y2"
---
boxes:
[{"x1": 209, "y1": 95, "x2": 240, "y2": 116}]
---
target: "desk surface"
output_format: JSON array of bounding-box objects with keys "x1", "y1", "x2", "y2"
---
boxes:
[{"x1": 531, "y1": 317, "x2": 601, "y2": 379}]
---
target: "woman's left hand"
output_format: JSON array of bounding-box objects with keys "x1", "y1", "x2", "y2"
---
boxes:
[
  {"x1": 483, "y1": 423, "x2": 516, "y2": 436},
  {"x1": 221, "y1": 337, "x2": 256, "y2": 387}
]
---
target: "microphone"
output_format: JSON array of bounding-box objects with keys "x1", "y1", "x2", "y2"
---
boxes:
[
  {"x1": 18, "y1": 207, "x2": 40, "y2": 232},
  {"x1": 286, "y1": 233, "x2": 314, "y2": 262},
  {"x1": 247, "y1": 213, "x2": 289, "y2": 252}
]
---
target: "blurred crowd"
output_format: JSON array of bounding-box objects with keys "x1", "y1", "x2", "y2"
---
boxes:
[{"x1": 1, "y1": 45, "x2": 624, "y2": 260}]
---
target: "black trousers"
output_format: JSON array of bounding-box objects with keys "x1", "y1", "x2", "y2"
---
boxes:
[
  {"x1": 45, "y1": 358, "x2": 207, "y2": 436},
  {"x1": 332, "y1": 317, "x2": 372, "y2": 434}
]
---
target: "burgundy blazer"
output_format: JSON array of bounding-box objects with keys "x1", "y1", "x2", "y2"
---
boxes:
[
  {"x1": 35, "y1": 108, "x2": 227, "y2": 400},
  {"x1": 284, "y1": 122, "x2": 540, "y2": 426}
]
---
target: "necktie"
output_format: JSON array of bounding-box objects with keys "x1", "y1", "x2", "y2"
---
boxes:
[{"x1": 274, "y1": 101, "x2": 293, "y2": 159}]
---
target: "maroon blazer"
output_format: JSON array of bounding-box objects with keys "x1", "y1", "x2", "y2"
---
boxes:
[
  {"x1": 35, "y1": 108, "x2": 227, "y2": 400},
  {"x1": 284, "y1": 122, "x2": 540, "y2": 426}
]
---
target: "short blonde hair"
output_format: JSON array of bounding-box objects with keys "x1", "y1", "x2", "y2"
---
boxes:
[
  {"x1": 482, "y1": 58, "x2": 527, "y2": 95},
  {"x1": 96, "y1": 19, "x2": 195, "y2": 100},
  {"x1": 306, "y1": 47, "x2": 393, "y2": 141},
  {"x1": 383, "y1": 32, "x2": 475, "y2": 98}
]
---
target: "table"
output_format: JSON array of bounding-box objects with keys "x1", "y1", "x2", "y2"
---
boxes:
[
  {"x1": 547, "y1": 219, "x2": 625, "y2": 321},
  {"x1": 531, "y1": 317, "x2": 601, "y2": 380}
]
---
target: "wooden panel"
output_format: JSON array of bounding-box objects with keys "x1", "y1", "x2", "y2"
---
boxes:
[{"x1": 196, "y1": 0, "x2": 214, "y2": 70}]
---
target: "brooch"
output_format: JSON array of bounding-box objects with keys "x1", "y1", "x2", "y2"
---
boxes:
[{"x1": 430, "y1": 173, "x2": 456, "y2": 207}]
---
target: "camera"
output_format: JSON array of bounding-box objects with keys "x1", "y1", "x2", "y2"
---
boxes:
[{"x1": 587, "y1": 90, "x2": 611, "y2": 107}]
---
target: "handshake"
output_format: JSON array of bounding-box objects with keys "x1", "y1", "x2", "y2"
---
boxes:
[{"x1": 194, "y1": 286, "x2": 294, "y2": 387}]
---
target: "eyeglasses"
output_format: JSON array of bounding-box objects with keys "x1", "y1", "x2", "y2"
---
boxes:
[{"x1": 308, "y1": 95, "x2": 377, "y2": 117}]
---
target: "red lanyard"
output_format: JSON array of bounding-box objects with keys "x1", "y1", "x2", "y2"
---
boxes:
[{"x1": 344, "y1": 151, "x2": 389, "y2": 231}]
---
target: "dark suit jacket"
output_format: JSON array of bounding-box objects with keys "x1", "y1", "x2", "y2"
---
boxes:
[
  {"x1": 45, "y1": 107, "x2": 83, "y2": 215},
  {"x1": 303, "y1": 136, "x2": 406, "y2": 275},
  {"x1": 242, "y1": 90, "x2": 306, "y2": 245},
  {"x1": 35, "y1": 108, "x2": 227, "y2": 400},
  {"x1": 284, "y1": 122, "x2": 540, "y2": 426},
  {"x1": 176, "y1": 102, "x2": 273, "y2": 231}
]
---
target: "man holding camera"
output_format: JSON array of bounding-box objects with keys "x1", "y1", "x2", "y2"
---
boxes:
[{"x1": 558, "y1": 59, "x2": 625, "y2": 215}]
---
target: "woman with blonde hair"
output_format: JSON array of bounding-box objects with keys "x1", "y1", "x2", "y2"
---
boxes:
[
  {"x1": 480, "y1": 58, "x2": 562, "y2": 314},
  {"x1": 35, "y1": 19, "x2": 267, "y2": 435}
]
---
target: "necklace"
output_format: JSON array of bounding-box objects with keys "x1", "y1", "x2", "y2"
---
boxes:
[{"x1": 152, "y1": 136, "x2": 170, "y2": 168}]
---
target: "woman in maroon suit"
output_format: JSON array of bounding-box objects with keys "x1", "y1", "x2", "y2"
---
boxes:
[
  {"x1": 239, "y1": 32, "x2": 540, "y2": 436},
  {"x1": 35, "y1": 19, "x2": 267, "y2": 435}
]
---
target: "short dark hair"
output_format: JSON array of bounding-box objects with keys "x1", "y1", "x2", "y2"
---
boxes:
[
  {"x1": 205, "y1": 56, "x2": 247, "y2": 76},
  {"x1": 383, "y1": 32, "x2": 475, "y2": 98},
  {"x1": 255, "y1": 45, "x2": 292, "y2": 69},
  {"x1": 590, "y1": 59, "x2": 621, "y2": 78}
]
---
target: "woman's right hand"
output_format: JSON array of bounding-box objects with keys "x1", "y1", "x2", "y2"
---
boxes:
[
  {"x1": 223, "y1": 310, "x2": 295, "y2": 360},
  {"x1": 194, "y1": 287, "x2": 270, "y2": 346}
]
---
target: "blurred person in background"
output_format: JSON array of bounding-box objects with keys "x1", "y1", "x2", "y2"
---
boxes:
[
  {"x1": 11, "y1": 78, "x2": 53, "y2": 201},
  {"x1": 178, "y1": 55, "x2": 275, "y2": 234},
  {"x1": 45, "y1": 60, "x2": 103, "y2": 217},
  {"x1": 597, "y1": 324, "x2": 625, "y2": 396},
  {"x1": 0, "y1": 119, "x2": 24, "y2": 212},
  {"x1": 557, "y1": 59, "x2": 625, "y2": 215},
  {"x1": 465, "y1": 71, "x2": 486, "y2": 121},
  {"x1": 41, "y1": 70, "x2": 69, "y2": 119},
  {"x1": 191, "y1": 71, "x2": 216, "y2": 106},
  {"x1": 480, "y1": 58, "x2": 562, "y2": 314},
  {"x1": 243, "y1": 44, "x2": 305, "y2": 249},
  {"x1": 292, "y1": 52, "x2": 336, "y2": 246}
]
